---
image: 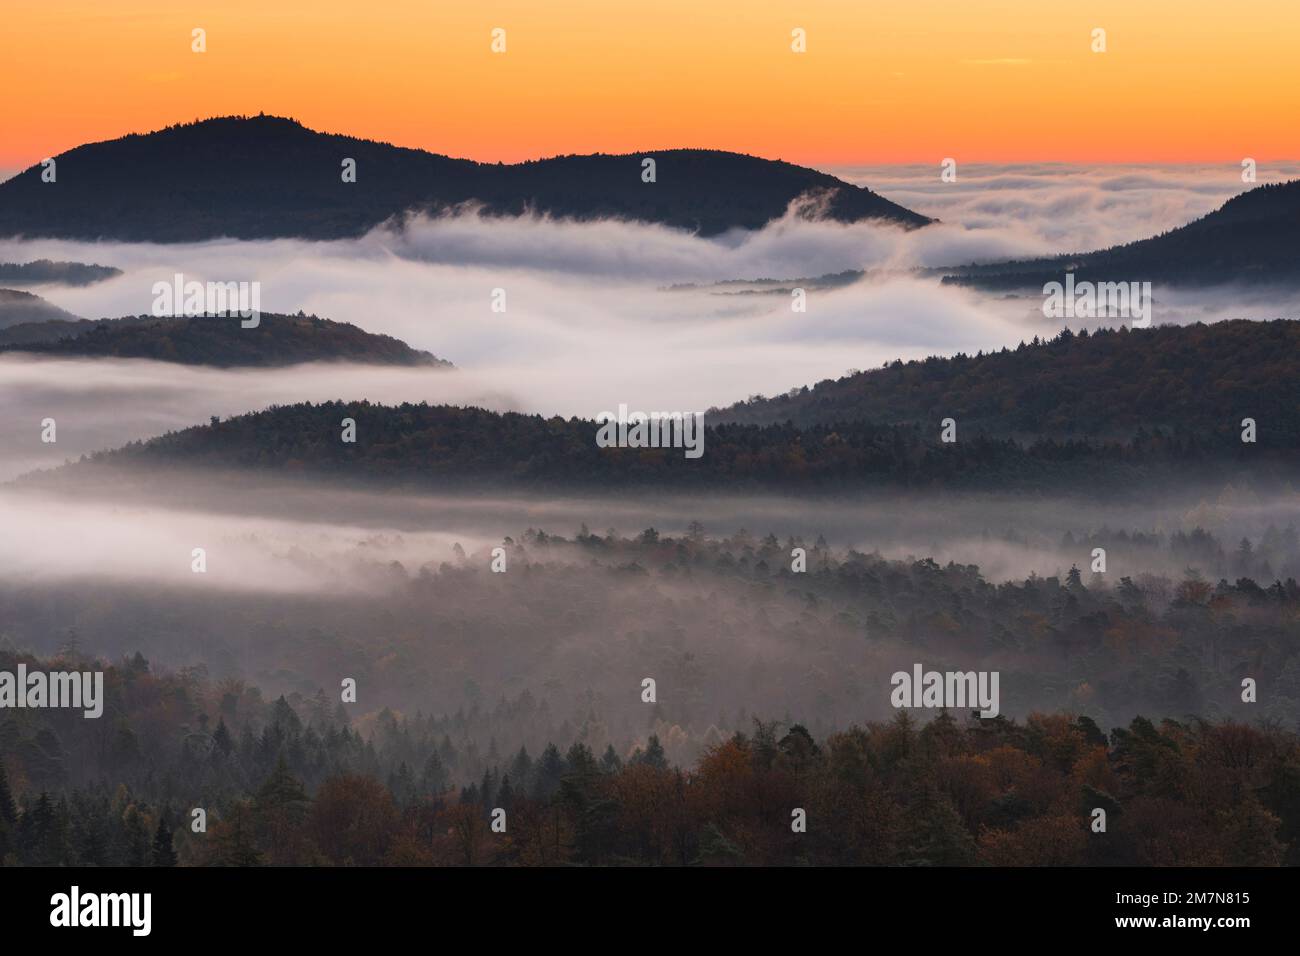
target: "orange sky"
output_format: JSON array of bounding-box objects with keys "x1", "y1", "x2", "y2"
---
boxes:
[{"x1": 2, "y1": 1, "x2": 1297, "y2": 170}]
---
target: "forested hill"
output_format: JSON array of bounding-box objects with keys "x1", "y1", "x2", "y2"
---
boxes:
[
  {"x1": 0, "y1": 288, "x2": 82, "y2": 329},
  {"x1": 0, "y1": 115, "x2": 931, "y2": 241},
  {"x1": 0, "y1": 312, "x2": 452, "y2": 368},
  {"x1": 0, "y1": 259, "x2": 121, "y2": 286},
  {"x1": 712, "y1": 320, "x2": 1300, "y2": 441},
  {"x1": 59, "y1": 393, "x2": 1293, "y2": 494},
  {"x1": 941, "y1": 179, "x2": 1300, "y2": 288}
]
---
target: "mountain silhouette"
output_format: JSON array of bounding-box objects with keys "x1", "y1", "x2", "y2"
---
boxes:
[
  {"x1": 0, "y1": 289, "x2": 82, "y2": 329},
  {"x1": 0, "y1": 115, "x2": 931, "y2": 241},
  {"x1": 711, "y1": 319, "x2": 1300, "y2": 441},
  {"x1": 46, "y1": 320, "x2": 1298, "y2": 493},
  {"x1": 0, "y1": 311, "x2": 451, "y2": 367},
  {"x1": 942, "y1": 180, "x2": 1300, "y2": 288},
  {"x1": 0, "y1": 259, "x2": 121, "y2": 286}
]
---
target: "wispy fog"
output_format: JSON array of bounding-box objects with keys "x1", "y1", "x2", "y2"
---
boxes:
[
  {"x1": 4, "y1": 473, "x2": 1297, "y2": 593},
  {"x1": 836, "y1": 161, "x2": 1300, "y2": 254},
  {"x1": 3, "y1": 167, "x2": 1299, "y2": 483},
  {"x1": 0, "y1": 484, "x2": 495, "y2": 594},
  {"x1": 1, "y1": 163, "x2": 1298, "y2": 716},
  {"x1": 2, "y1": 472, "x2": 1297, "y2": 731}
]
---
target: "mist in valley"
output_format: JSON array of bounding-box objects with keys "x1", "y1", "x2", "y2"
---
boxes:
[
  {"x1": 2, "y1": 460, "x2": 1297, "y2": 775},
  {"x1": 2, "y1": 165, "x2": 1298, "y2": 778}
]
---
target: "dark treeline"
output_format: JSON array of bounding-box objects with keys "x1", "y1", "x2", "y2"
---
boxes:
[
  {"x1": 0, "y1": 259, "x2": 121, "y2": 287},
  {"x1": 0, "y1": 312, "x2": 451, "y2": 367},
  {"x1": 1064, "y1": 525, "x2": 1300, "y2": 584},
  {"x1": 38, "y1": 320, "x2": 1292, "y2": 493},
  {"x1": 715, "y1": 320, "x2": 1300, "y2": 440},
  {"x1": 2, "y1": 676, "x2": 1296, "y2": 866},
  {"x1": 56, "y1": 401, "x2": 1292, "y2": 495},
  {"x1": 940, "y1": 179, "x2": 1300, "y2": 288},
  {"x1": 0, "y1": 289, "x2": 81, "y2": 329}
]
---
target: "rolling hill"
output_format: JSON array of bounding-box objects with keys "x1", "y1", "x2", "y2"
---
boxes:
[
  {"x1": 0, "y1": 311, "x2": 452, "y2": 367},
  {"x1": 941, "y1": 180, "x2": 1300, "y2": 288},
  {"x1": 44, "y1": 320, "x2": 1298, "y2": 493},
  {"x1": 711, "y1": 320, "x2": 1300, "y2": 440},
  {"x1": 0, "y1": 289, "x2": 82, "y2": 329},
  {"x1": 0, "y1": 259, "x2": 121, "y2": 286},
  {"x1": 0, "y1": 115, "x2": 931, "y2": 242}
]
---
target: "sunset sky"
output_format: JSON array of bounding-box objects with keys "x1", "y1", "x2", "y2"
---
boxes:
[{"x1": 2, "y1": 1, "x2": 1297, "y2": 172}]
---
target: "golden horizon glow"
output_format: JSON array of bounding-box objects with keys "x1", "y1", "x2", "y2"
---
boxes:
[{"x1": 2, "y1": 1, "x2": 1298, "y2": 171}]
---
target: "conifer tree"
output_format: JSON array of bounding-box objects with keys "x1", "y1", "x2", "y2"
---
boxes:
[{"x1": 151, "y1": 816, "x2": 178, "y2": 867}]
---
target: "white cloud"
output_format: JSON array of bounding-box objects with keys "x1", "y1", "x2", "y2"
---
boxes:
[{"x1": 1, "y1": 165, "x2": 1297, "y2": 482}]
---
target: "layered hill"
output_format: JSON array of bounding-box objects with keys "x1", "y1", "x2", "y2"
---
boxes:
[
  {"x1": 712, "y1": 320, "x2": 1300, "y2": 441},
  {"x1": 0, "y1": 311, "x2": 451, "y2": 367},
  {"x1": 0, "y1": 115, "x2": 931, "y2": 241},
  {"x1": 47, "y1": 321, "x2": 1298, "y2": 493},
  {"x1": 941, "y1": 180, "x2": 1300, "y2": 288},
  {"x1": 0, "y1": 259, "x2": 121, "y2": 286},
  {"x1": 0, "y1": 288, "x2": 82, "y2": 329}
]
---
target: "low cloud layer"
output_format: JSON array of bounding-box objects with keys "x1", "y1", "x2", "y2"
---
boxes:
[
  {"x1": 1, "y1": 165, "x2": 1298, "y2": 482},
  {"x1": 835, "y1": 161, "x2": 1300, "y2": 256},
  {"x1": 2, "y1": 475, "x2": 1295, "y2": 594}
]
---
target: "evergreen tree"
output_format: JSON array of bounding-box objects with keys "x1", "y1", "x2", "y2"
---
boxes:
[
  {"x1": 533, "y1": 744, "x2": 565, "y2": 800},
  {"x1": 151, "y1": 816, "x2": 178, "y2": 867},
  {"x1": 599, "y1": 744, "x2": 623, "y2": 774},
  {"x1": 0, "y1": 757, "x2": 17, "y2": 862},
  {"x1": 0, "y1": 759, "x2": 16, "y2": 827},
  {"x1": 121, "y1": 806, "x2": 152, "y2": 866},
  {"x1": 496, "y1": 774, "x2": 515, "y2": 812},
  {"x1": 508, "y1": 747, "x2": 532, "y2": 790},
  {"x1": 640, "y1": 735, "x2": 668, "y2": 770},
  {"x1": 0, "y1": 759, "x2": 14, "y2": 862},
  {"x1": 419, "y1": 752, "x2": 447, "y2": 796},
  {"x1": 212, "y1": 718, "x2": 234, "y2": 757},
  {"x1": 254, "y1": 755, "x2": 310, "y2": 863}
]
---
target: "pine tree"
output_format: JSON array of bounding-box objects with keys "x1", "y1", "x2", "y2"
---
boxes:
[
  {"x1": 151, "y1": 816, "x2": 178, "y2": 866},
  {"x1": 508, "y1": 746, "x2": 532, "y2": 790},
  {"x1": 419, "y1": 751, "x2": 447, "y2": 796},
  {"x1": 391, "y1": 762, "x2": 416, "y2": 806},
  {"x1": 213, "y1": 803, "x2": 263, "y2": 866},
  {"x1": 0, "y1": 758, "x2": 15, "y2": 861},
  {"x1": 254, "y1": 755, "x2": 309, "y2": 863},
  {"x1": 212, "y1": 718, "x2": 234, "y2": 757},
  {"x1": 599, "y1": 744, "x2": 622, "y2": 774},
  {"x1": 533, "y1": 744, "x2": 565, "y2": 800},
  {"x1": 21, "y1": 792, "x2": 66, "y2": 865},
  {"x1": 496, "y1": 774, "x2": 515, "y2": 813},
  {"x1": 121, "y1": 806, "x2": 151, "y2": 866},
  {"x1": 641, "y1": 735, "x2": 668, "y2": 770},
  {"x1": 0, "y1": 758, "x2": 16, "y2": 827}
]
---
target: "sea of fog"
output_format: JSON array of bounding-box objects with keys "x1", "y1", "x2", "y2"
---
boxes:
[
  {"x1": 1, "y1": 162, "x2": 1298, "y2": 595},
  {"x1": 3, "y1": 163, "x2": 1300, "y2": 482}
]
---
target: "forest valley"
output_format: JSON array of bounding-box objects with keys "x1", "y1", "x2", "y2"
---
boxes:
[
  {"x1": 0, "y1": 524, "x2": 1297, "y2": 866},
  {"x1": 0, "y1": 681, "x2": 1295, "y2": 866}
]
